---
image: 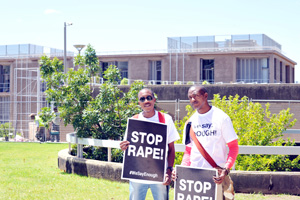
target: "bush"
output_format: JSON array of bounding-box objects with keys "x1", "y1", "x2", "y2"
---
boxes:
[
  {"x1": 111, "y1": 148, "x2": 124, "y2": 163},
  {"x1": 71, "y1": 144, "x2": 123, "y2": 163},
  {"x1": 40, "y1": 45, "x2": 145, "y2": 140},
  {"x1": 120, "y1": 78, "x2": 129, "y2": 85},
  {"x1": 0, "y1": 123, "x2": 13, "y2": 138},
  {"x1": 213, "y1": 94, "x2": 299, "y2": 171},
  {"x1": 174, "y1": 94, "x2": 299, "y2": 171},
  {"x1": 202, "y1": 80, "x2": 210, "y2": 85}
]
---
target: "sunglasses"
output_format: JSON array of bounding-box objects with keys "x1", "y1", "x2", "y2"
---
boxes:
[{"x1": 139, "y1": 95, "x2": 153, "y2": 102}]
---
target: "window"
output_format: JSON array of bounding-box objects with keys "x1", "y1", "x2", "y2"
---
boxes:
[
  {"x1": 100, "y1": 61, "x2": 128, "y2": 81},
  {"x1": 200, "y1": 59, "x2": 214, "y2": 83},
  {"x1": 274, "y1": 58, "x2": 277, "y2": 82},
  {"x1": 149, "y1": 61, "x2": 162, "y2": 84},
  {"x1": 236, "y1": 58, "x2": 269, "y2": 83},
  {"x1": 101, "y1": 62, "x2": 114, "y2": 76},
  {"x1": 0, "y1": 96, "x2": 10, "y2": 123},
  {"x1": 118, "y1": 62, "x2": 128, "y2": 79},
  {"x1": 292, "y1": 67, "x2": 295, "y2": 83},
  {"x1": 41, "y1": 81, "x2": 47, "y2": 92},
  {"x1": 100, "y1": 61, "x2": 116, "y2": 81},
  {"x1": 0, "y1": 65, "x2": 10, "y2": 92},
  {"x1": 286, "y1": 65, "x2": 290, "y2": 83},
  {"x1": 280, "y1": 61, "x2": 282, "y2": 82}
]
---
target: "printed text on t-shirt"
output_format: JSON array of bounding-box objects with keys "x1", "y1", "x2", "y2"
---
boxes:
[
  {"x1": 193, "y1": 123, "x2": 213, "y2": 129},
  {"x1": 193, "y1": 123, "x2": 217, "y2": 137}
]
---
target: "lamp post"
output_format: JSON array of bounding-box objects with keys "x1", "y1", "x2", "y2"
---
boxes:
[
  {"x1": 64, "y1": 22, "x2": 73, "y2": 74},
  {"x1": 73, "y1": 44, "x2": 86, "y2": 55}
]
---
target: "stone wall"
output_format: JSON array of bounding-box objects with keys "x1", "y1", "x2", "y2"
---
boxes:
[
  {"x1": 92, "y1": 84, "x2": 300, "y2": 142},
  {"x1": 117, "y1": 83, "x2": 300, "y2": 101},
  {"x1": 58, "y1": 149, "x2": 300, "y2": 195}
]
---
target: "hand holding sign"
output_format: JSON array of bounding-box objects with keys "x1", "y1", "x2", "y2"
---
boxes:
[
  {"x1": 163, "y1": 173, "x2": 172, "y2": 186},
  {"x1": 174, "y1": 165, "x2": 222, "y2": 200},
  {"x1": 121, "y1": 119, "x2": 168, "y2": 183},
  {"x1": 120, "y1": 140, "x2": 130, "y2": 151},
  {"x1": 213, "y1": 167, "x2": 229, "y2": 184},
  {"x1": 171, "y1": 168, "x2": 177, "y2": 182}
]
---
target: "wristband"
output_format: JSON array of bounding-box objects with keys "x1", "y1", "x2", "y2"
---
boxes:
[{"x1": 167, "y1": 166, "x2": 173, "y2": 172}]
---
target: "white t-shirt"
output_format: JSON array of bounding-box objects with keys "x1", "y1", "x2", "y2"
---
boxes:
[
  {"x1": 135, "y1": 110, "x2": 180, "y2": 144},
  {"x1": 190, "y1": 106, "x2": 238, "y2": 168},
  {"x1": 52, "y1": 112, "x2": 60, "y2": 125},
  {"x1": 130, "y1": 110, "x2": 180, "y2": 184}
]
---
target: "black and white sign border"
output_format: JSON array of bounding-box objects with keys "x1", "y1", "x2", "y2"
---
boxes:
[
  {"x1": 121, "y1": 118, "x2": 169, "y2": 184},
  {"x1": 174, "y1": 165, "x2": 222, "y2": 200}
]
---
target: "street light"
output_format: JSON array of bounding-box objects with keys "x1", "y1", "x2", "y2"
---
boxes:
[
  {"x1": 64, "y1": 22, "x2": 73, "y2": 74},
  {"x1": 73, "y1": 44, "x2": 86, "y2": 55}
]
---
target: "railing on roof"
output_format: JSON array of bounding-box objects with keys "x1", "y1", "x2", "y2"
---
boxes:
[
  {"x1": 0, "y1": 44, "x2": 73, "y2": 58},
  {"x1": 96, "y1": 46, "x2": 281, "y2": 56},
  {"x1": 167, "y1": 34, "x2": 282, "y2": 52}
]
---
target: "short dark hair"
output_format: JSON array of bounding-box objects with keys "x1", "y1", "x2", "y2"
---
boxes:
[
  {"x1": 138, "y1": 88, "x2": 155, "y2": 98},
  {"x1": 189, "y1": 85, "x2": 208, "y2": 95},
  {"x1": 198, "y1": 86, "x2": 208, "y2": 95},
  {"x1": 29, "y1": 113, "x2": 36, "y2": 118}
]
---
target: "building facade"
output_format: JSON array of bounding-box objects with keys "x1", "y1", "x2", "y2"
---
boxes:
[
  {"x1": 0, "y1": 44, "x2": 74, "y2": 140},
  {"x1": 98, "y1": 34, "x2": 296, "y2": 85},
  {"x1": 0, "y1": 34, "x2": 298, "y2": 141}
]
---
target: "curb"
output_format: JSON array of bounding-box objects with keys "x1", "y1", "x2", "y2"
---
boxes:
[{"x1": 58, "y1": 149, "x2": 300, "y2": 195}]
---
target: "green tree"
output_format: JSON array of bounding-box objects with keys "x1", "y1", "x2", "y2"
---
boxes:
[
  {"x1": 39, "y1": 107, "x2": 55, "y2": 130},
  {"x1": 213, "y1": 94, "x2": 299, "y2": 171},
  {"x1": 212, "y1": 94, "x2": 297, "y2": 146},
  {"x1": 84, "y1": 44, "x2": 100, "y2": 77},
  {"x1": 73, "y1": 44, "x2": 101, "y2": 93},
  {"x1": 74, "y1": 54, "x2": 85, "y2": 68},
  {"x1": 0, "y1": 122, "x2": 13, "y2": 139},
  {"x1": 39, "y1": 45, "x2": 145, "y2": 140},
  {"x1": 175, "y1": 94, "x2": 299, "y2": 171}
]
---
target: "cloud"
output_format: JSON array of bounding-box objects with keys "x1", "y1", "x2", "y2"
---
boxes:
[{"x1": 44, "y1": 9, "x2": 61, "y2": 15}]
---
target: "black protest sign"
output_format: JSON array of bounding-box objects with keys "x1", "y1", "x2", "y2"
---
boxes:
[
  {"x1": 174, "y1": 165, "x2": 220, "y2": 200},
  {"x1": 121, "y1": 118, "x2": 168, "y2": 183}
]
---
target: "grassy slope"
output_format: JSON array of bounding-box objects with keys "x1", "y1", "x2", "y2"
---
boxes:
[{"x1": 0, "y1": 142, "x2": 299, "y2": 200}]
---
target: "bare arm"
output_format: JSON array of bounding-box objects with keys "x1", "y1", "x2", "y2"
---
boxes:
[{"x1": 163, "y1": 142, "x2": 175, "y2": 185}]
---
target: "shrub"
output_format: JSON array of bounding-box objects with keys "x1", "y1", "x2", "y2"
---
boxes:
[
  {"x1": 0, "y1": 123, "x2": 13, "y2": 138},
  {"x1": 213, "y1": 94, "x2": 299, "y2": 171},
  {"x1": 174, "y1": 94, "x2": 299, "y2": 171},
  {"x1": 202, "y1": 80, "x2": 210, "y2": 85},
  {"x1": 40, "y1": 45, "x2": 145, "y2": 140},
  {"x1": 120, "y1": 78, "x2": 129, "y2": 85}
]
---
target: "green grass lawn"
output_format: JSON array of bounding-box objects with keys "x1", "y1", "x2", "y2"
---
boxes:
[{"x1": 0, "y1": 142, "x2": 299, "y2": 200}]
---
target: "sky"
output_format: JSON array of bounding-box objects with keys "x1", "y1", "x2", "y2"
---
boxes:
[{"x1": 1, "y1": 0, "x2": 300, "y2": 82}]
